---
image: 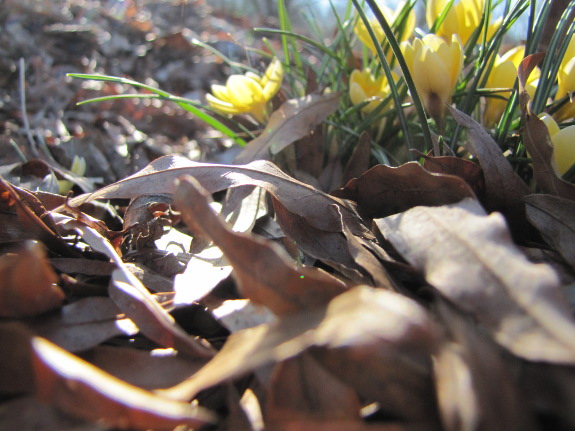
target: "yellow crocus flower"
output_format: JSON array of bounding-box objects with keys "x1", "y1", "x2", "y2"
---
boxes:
[
  {"x1": 354, "y1": 2, "x2": 416, "y2": 56},
  {"x1": 206, "y1": 57, "x2": 283, "y2": 123},
  {"x1": 401, "y1": 34, "x2": 463, "y2": 121},
  {"x1": 426, "y1": 0, "x2": 500, "y2": 45},
  {"x1": 540, "y1": 113, "x2": 575, "y2": 175},
  {"x1": 483, "y1": 46, "x2": 539, "y2": 128},
  {"x1": 554, "y1": 35, "x2": 575, "y2": 121},
  {"x1": 349, "y1": 69, "x2": 393, "y2": 114}
]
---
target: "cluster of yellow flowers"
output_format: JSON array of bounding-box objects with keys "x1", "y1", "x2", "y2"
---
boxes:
[
  {"x1": 204, "y1": 0, "x2": 575, "y2": 175},
  {"x1": 348, "y1": 0, "x2": 575, "y2": 173},
  {"x1": 206, "y1": 57, "x2": 284, "y2": 124}
]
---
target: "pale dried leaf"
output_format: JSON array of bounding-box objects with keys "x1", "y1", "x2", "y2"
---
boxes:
[
  {"x1": 234, "y1": 93, "x2": 342, "y2": 162},
  {"x1": 29, "y1": 297, "x2": 138, "y2": 352},
  {"x1": 159, "y1": 284, "x2": 440, "y2": 425},
  {"x1": 32, "y1": 337, "x2": 217, "y2": 430},
  {"x1": 53, "y1": 213, "x2": 214, "y2": 359},
  {"x1": 377, "y1": 198, "x2": 575, "y2": 363},
  {"x1": 211, "y1": 299, "x2": 276, "y2": 332}
]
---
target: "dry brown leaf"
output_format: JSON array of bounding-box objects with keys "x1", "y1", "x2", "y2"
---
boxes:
[
  {"x1": 525, "y1": 194, "x2": 575, "y2": 267},
  {"x1": 377, "y1": 198, "x2": 575, "y2": 364},
  {"x1": 518, "y1": 53, "x2": 575, "y2": 200},
  {"x1": 331, "y1": 162, "x2": 476, "y2": 219},
  {"x1": 159, "y1": 285, "x2": 440, "y2": 427},
  {"x1": 0, "y1": 179, "x2": 78, "y2": 256},
  {"x1": 343, "y1": 131, "x2": 372, "y2": 184},
  {"x1": 446, "y1": 106, "x2": 529, "y2": 234},
  {"x1": 272, "y1": 198, "x2": 376, "y2": 285},
  {"x1": 265, "y1": 353, "x2": 362, "y2": 425},
  {"x1": 174, "y1": 186, "x2": 267, "y2": 305},
  {"x1": 111, "y1": 269, "x2": 216, "y2": 359},
  {"x1": 419, "y1": 154, "x2": 486, "y2": 201},
  {"x1": 0, "y1": 395, "x2": 105, "y2": 431},
  {"x1": 293, "y1": 124, "x2": 326, "y2": 180},
  {"x1": 31, "y1": 337, "x2": 217, "y2": 430},
  {"x1": 174, "y1": 244, "x2": 233, "y2": 305},
  {"x1": 520, "y1": 361, "x2": 575, "y2": 429},
  {"x1": 433, "y1": 300, "x2": 536, "y2": 431},
  {"x1": 174, "y1": 176, "x2": 347, "y2": 315},
  {"x1": 0, "y1": 240, "x2": 64, "y2": 318},
  {"x1": 53, "y1": 213, "x2": 215, "y2": 359},
  {"x1": 80, "y1": 345, "x2": 205, "y2": 390},
  {"x1": 0, "y1": 322, "x2": 35, "y2": 395},
  {"x1": 235, "y1": 93, "x2": 342, "y2": 163},
  {"x1": 63, "y1": 155, "x2": 371, "y2": 239},
  {"x1": 29, "y1": 297, "x2": 138, "y2": 352},
  {"x1": 211, "y1": 299, "x2": 276, "y2": 333}
]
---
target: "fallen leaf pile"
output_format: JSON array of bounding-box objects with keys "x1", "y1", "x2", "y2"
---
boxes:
[{"x1": 2, "y1": 2, "x2": 575, "y2": 431}]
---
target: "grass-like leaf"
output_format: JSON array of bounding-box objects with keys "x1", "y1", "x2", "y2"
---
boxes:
[{"x1": 67, "y1": 73, "x2": 248, "y2": 146}]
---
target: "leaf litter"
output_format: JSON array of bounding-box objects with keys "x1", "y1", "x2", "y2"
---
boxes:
[{"x1": 2, "y1": 2, "x2": 575, "y2": 431}]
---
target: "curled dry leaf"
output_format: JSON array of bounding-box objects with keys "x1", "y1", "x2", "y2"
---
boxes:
[
  {"x1": 159, "y1": 285, "x2": 440, "y2": 426},
  {"x1": 377, "y1": 198, "x2": 575, "y2": 364},
  {"x1": 518, "y1": 53, "x2": 575, "y2": 201},
  {"x1": 331, "y1": 162, "x2": 476, "y2": 219},
  {"x1": 174, "y1": 175, "x2": 347, "y2": 315},
  {"x1": 525, "y1": 194, "x2": 575, "y2": 268},
  {"x1": 234, "y1": 92, "x2": 342, "y2": 163},
  {"x1": 0, "y1": 240, "x2": 64, "y2": 318},
  {"x1": 419, "y1": 154, "x2": 486, "y2": 201},
  {"x1": 31, "y1": 337, "x2": 217, "y2": 430},
  {"x1": 62, "y1": 155, "x2": 371, "y2": 239},
  {"x1": 446, "y1": 106, "x2": 529, "y2": 235}
]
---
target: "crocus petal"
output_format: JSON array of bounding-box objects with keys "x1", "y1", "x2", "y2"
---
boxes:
[
  {"x1": 551, "y1": 125, "x2": 575, "y2": 175},
  {"x1": 557, "y1": 57, "x2": 575, "y2": 100},
  {"x1": 539, "y1": 113, "x2": 560, "y2": 137},
  {"x1": 226, "y1": 75, "x2": 265, "y2": 108},
  {"x1": 206, "y1": 93, "x2": 244, "y2": 114},
  {"x1": 210, "y1": 84, "x2": 231, "y2": 103},
  {"x1": 400, "y1": 40, "x2": 416, "y2": 71},
  {"x1": 486, "y1": 60, "x2": 516, "y2": 89},
  {"x1": 350, "y1": 82, "x2": 369, "y2": 107},
  {"x1": 428, "y1": 0, "x2": 496, "y2": 45},
  {"x1": 261, "y1": 57, "x2": 283, "y2": 100},
  {"x1": 417, "y1": 48, "x2": 452, "y2": 102}
]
